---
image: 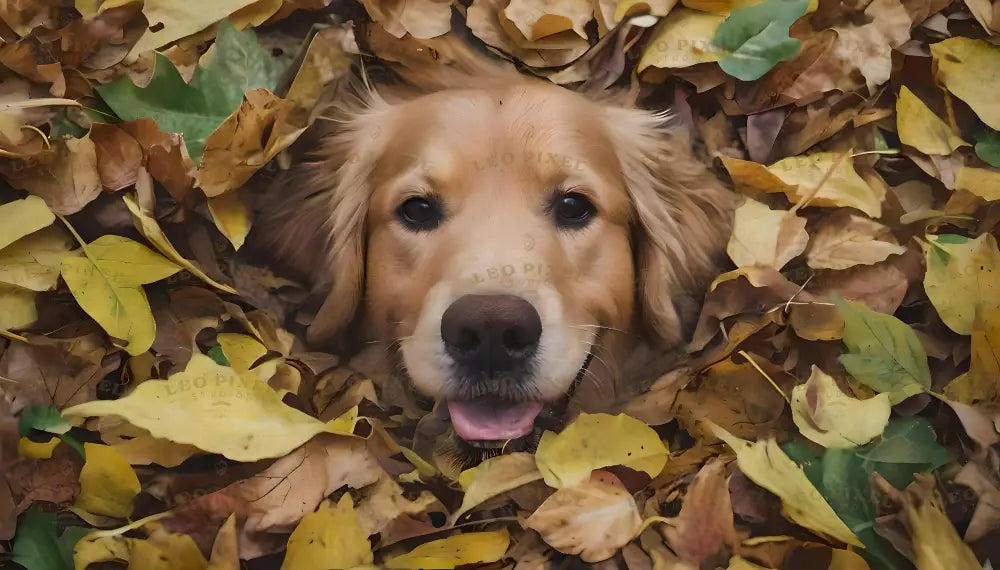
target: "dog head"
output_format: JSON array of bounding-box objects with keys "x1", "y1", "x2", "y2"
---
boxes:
[{"x1": 257, "y1": 42, "x2": 733, "y2": 443}]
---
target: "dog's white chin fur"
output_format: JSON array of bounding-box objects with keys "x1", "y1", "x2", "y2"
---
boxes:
[{"x1": 400, "y1": 279, "x2": 595, "y2": 439}]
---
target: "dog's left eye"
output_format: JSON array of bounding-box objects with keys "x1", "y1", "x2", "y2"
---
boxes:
[
  {"x1": 397, "y1": 196, "x2": 443, "y2": 231},
  {"x1": 552, "y1": 192, "x2": 596, "y2": 228}
]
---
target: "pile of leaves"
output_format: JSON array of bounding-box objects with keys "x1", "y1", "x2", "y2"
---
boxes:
[{"x1": 1, "y1": 0, "x2": 1000, "y2": 568}]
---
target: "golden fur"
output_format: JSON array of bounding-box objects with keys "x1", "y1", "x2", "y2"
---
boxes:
[{"x1": 253, "y1": 37, "x2": 735, "y2": 417}]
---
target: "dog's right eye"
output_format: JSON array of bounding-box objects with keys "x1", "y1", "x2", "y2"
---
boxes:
[{"x1": 396, "y1": 196, "x2": 443, "y2": 231}]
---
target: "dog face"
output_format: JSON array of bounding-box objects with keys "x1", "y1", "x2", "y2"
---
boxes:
[{"x1": 258, "y1": 59, "x2": 733, "y2": 443}]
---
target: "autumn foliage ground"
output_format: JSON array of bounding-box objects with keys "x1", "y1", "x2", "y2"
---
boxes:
[{"x1": 1, "y1": 0, "x2": 1000, "y2": 569}]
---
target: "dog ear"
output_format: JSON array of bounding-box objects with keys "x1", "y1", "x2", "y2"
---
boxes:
[
  {"x1": 602, "y1": 106, "x2": 736, "y2": 349},
  {"x1": 252, "y1": 74, "x2": 391, "y2": 349}
]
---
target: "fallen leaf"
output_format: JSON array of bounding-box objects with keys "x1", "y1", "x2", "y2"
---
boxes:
[
  {"x1": 128, "y1": 0, "x2": 267, "y2": 57},
  {"x1": 0, "y1": 226, "x2": 75, "y2": 291},
  {"x1": 0, "y1": 284, "x2": 38, "y2": 331},
  {"x1": 89, "y1": 122, "x2": 143, "y2": 191},
  {"x1": 663, "y1": 458, "x2": 737, "y2": 564},
  {"x1": 712, "y1": 0, "x2": 810, "y2": 81},
  {"x1": 638, "y1": 9, "x2": 725, "y2": 71},
  {"x1": 207, "y1": 192, "x2": 253, "y2": 254},
  {"x1": 896, "y1": 86, "x2": 968, "y2": 155},
  {"x1": 100, "y1": 21, "x2": 287, "y2": 164},
  {"x1": 360, "y1": 0, "x2": 453, "y2": 39},
  {"x1": 122, "y1": 193, "x2": 237, "y2": 294},
  {"x1": 74, "y1": 525, "x2": 211, "y2": 570},
  {"x1": 954, "y1": 462, "x2": 1000, "y2": 543},
  {"x1": 923, "y1": 233, "x2": 1000, "y2": 335},
  {"x1": 11, "y1": 505, "x2": 89, "y2": 570},
  {"x1": 767, "y1": 152, "x2": 883, "y2": 217},
  {"x1": 1, "y1": 136, "x2": 102, "y2": 215},
  {"x1": 452, "y1": 452, "x2": 543, "y2": 523},
  {"x1": 790, "y1": 365, "x2": 891, "y2": 449},
  {"x1": 931, "y1": 37, "x2": 1000, "y2": 131},
  {"x1": 807, "y1": 213, "x2": 906, "y2": 270},
  {"x1": 62, "y1": 354, "x2": 354, "y2": 462},
  {"x1": 954, "y1": 166, "x2": 1000, "y2": 202},
  {"x1": 74, "y1": 443, "x2": 141, "y2": 519},
  {"x1": 526, "y1": 475, "x2": 641, "y2": 563},
  {"x1": 535, "y1": 412, "x2": 669, "y2": 488},
  {"x1": 0, "y1": 195, "x2": 55, "y2": 251},
  {"x1": 206, "y1": 514, "x2": 239, "y2": 570},
  {"x1": 708, "y1": 421, "x2": 862, "y2": 547},
  {"x1": 727, "y1": 198, "x2": 808, "y2": 270},
  {"x1": 384, "y1": 530, "x2": 511, "y2": 569},
  {"x1": 836, "y1": 297, "x2": 931, "y2": 404},
  {"x1": 281, "y1": 494, "x2": 374, "y2": 570}
]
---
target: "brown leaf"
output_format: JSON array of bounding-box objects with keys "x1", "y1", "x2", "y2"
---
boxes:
[
  {"x1": 1, "y1": 136, "x2": 101, "y2": 215},
  {"x1": 90, "y1": 123, "x2": 143, "y2": 191},
  {"x1": 0, "y1": 333, "x2": 121, "y2": 410},
  {"x1": 663, "y1": 458, "x2": 737, "y2": 564}
]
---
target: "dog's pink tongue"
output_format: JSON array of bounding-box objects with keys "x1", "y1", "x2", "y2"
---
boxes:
[{"x1": 448, "y1": 400, "x2": 543, "y2": 441}]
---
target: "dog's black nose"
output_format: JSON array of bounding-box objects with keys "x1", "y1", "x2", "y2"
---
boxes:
[{"x1": 440, "y1": 294, "x2": 542, "y2": 375}]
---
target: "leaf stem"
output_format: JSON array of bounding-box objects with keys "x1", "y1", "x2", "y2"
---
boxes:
[{"x1": 738, "y1": 350, "x2": 790, "y2": 404}]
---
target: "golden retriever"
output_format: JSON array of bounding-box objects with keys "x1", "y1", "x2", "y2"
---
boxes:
[{"x1": 253, "y1": 36, "x2": 735, "y2": 447}]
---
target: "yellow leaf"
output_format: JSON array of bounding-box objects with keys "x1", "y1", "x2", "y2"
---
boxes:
[
  {"x1": 206, "y1": 514, "x2": 239, "y2": 570},
  {"x1": 503, "y1": 0, "x2": 593, "y2": 40},
  {"x1": 0, "y1": 283, "x2": 38, "y2": 331},
  {"x1": 74, "y1": 443, "x2": 141, "y2": 519},
  {"x1": 207, "y1": 193, "x2": 252, "y2": 251},
  {"x1": 100, "y1": 421, "x2": 202, "y2": 468},
  {"x1": 895, "y1": 86, "x2": 968, "y2": 155},
  {"x1": 955, "y1": 166, "x2": 1000, "y2": 202},
  {"x1": 0, "y1": 195, "x2": 54, "y2": 250},
  {"x1": 931, "y1": 37, "x2": 1000, "y2": 130},
  {"x1": 61, "y1": 234, "x2": 180, "y2": 355},
  {"x1": 383, "y1": 530, "x2": 510, "y2": 569},
  {"x1": 122, "y1": 194, "x2": 237, "y2": 294},
  {"x1": 63, "y1": 354, "x2": 348, "y2": 462},
  {"x1": 452, "y1": 452, "x2": 542, "y2": 523},
  {"x1": 903, "y1": 480, "x2": 981, "y2": 570},
  {"x1": 281, "y1": 495, "x2": 374, "y2": 570},
  {"x1": 721, "y1": 156, "x2": 798, "y2": 197},
  {"x1": 614, "y1": 0, "x2": 677, "y2": 23},
  {"x1": 965, "y1": 308, "x2": 1000, "y2": 402},
  {"x1": 526, "y1": 477, "x2": 642, "y2": 563},
  {"x1": 727, "y1": 199, "x2": 808, "y2": 270},
  {"x1": 638, "y1": 8, "x2": 725, "y2": 71},
  {"x1": 127, "y1": 0, "x2": 262, "y2": 57},
  {"x1": 217, "y1": 332, "x2": 268, "y2": 371},
  {"x1": 923, "y1": 233, "x2": 1000, "y2": 335},
  {"x1": 767, "y1": 152, "x2": 883, "y2": 217},
  {"x1": 535, "y1": 413, "x2": 669, "y2": 488},
  {"x1": 708, "y1": 422, "x2": 862, "y2": 547},
  {"x1": 0, "y1": 226, "x2": 74, "y2": 291},
  {"x1": 791, "y1": 366, "x2": 891, "y2": 449},
  {"x1": 18, "y1": 435, "x2": 60, "y2": 459},
  {"x1": 75, "y1": 527, "x2": 210, "y2": 570}
]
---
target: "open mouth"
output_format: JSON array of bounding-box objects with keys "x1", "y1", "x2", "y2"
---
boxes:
[{"x1": 444, "y1": 350, "x2": 595, "y2": 443}]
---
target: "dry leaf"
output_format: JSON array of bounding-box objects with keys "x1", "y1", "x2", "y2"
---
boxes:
[
  {"x1": 807, "y1": 213, "x2": 906, "y2": 270},
  {"x1": 526, "y1": 475, "x2": 641, "y2": 563},
  {"x1": 727, "y1": 198, "x2": 808, "y2": 270},
  {"x1": 790, "y1": 365, "x2": 891, "y2": 449}
]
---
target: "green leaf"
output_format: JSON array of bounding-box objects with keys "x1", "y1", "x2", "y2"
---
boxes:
[
  {"x1": 783, "y1": 417, "x2": 950, "y2": 570},
  {"x1": 974, "y1": 126, "x2": 1000, "y2": 168},
  {"x1": 711, "y1": 0, "x2": 809, "y2": 81},
  {"x1": 18, "y1": 405, "x2": 72, "y2": 437},
  {"x1": 835, "y1": 297, "x2": 931, "y2": 404},
  {"x1": 96, "y1": 20, "x2": 287, "y2": 164},
  {"x1": 207, "y1": 344, "x2": 231, "y2": 367},
  {"x1": 11, "y1": 505, "x2": 90, "y2": 570}
]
